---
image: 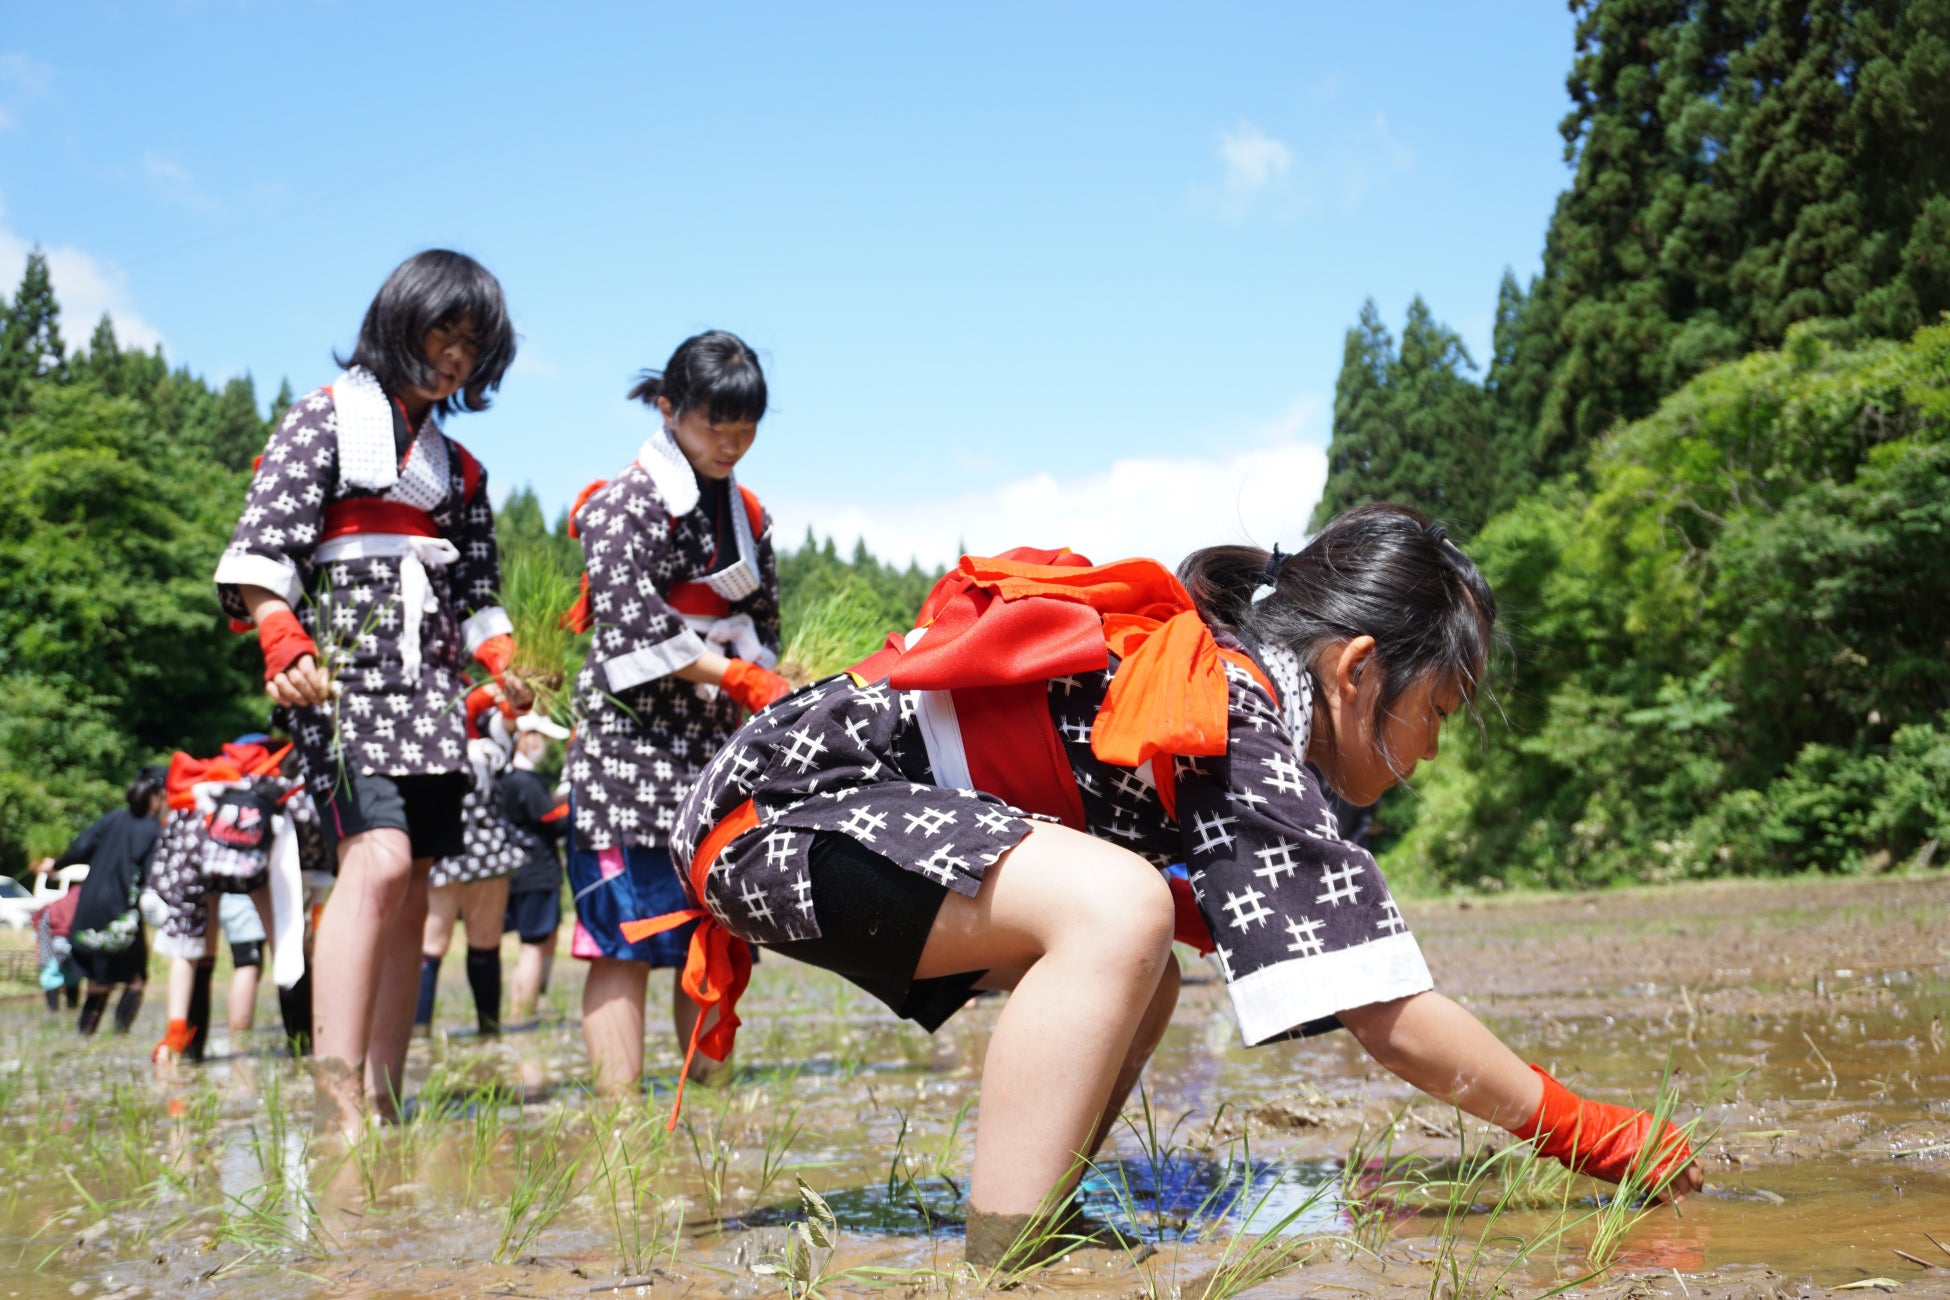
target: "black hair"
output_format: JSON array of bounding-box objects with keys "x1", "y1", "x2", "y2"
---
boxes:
[
  {"x1": 628, "y1": 330, "x2": 767, "y2": 426},
  {"x1": 335, "y1": 249, "x2": 517, "y2": 417},
  {"x1": 1178, "y1": 502, "x2": 1498, "y2": 780},
  {"x1": 126, "y1": 766, "x2": 167, "y2": 816}
]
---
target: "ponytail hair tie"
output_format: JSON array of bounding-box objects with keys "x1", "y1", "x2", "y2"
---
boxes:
[{"x1": 1250, "y1": 544, "x2": 1289, "y2": 606}]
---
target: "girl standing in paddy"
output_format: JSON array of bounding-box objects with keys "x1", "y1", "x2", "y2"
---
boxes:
[
  {"x1": 562, "y1": 330, "x2": 790, "y2": 1096},
  {"x1": 214, "y1": 249, "x2": 524, "y2": 1130},
  {"x1": 671, "y1": 504, "x2": 1700, "y2": 1267}
]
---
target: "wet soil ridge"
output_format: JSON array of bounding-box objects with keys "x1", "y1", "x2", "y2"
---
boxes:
[{"x1": 0, "y1": 872, "x2": 1945, "y2": 1298}]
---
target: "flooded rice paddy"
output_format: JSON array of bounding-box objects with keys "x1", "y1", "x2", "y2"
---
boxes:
[{"x1": 2, "y1": 871, "x2": 1946, "y2": 1298}]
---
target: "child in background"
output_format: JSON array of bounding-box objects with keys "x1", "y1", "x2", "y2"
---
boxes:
[
  {"x1": 501, "y1": 714, "x2": 571, "y2": 1025},
  {"x1": 35, "y1": 767, "x2": 165, "y2": 1035},
  {"x1": 562, "y1": 331, "x2": 790, "y2": 1095},
  {"x1": 672, "y1": 505, "x2": 1701, "y2": 1268},
  {"x1": 214, "y1": 249, "x2": 525, "y2": 1130},
  {"x1": 415, "y1": 688, "x2": 526, "y2": 1037}
]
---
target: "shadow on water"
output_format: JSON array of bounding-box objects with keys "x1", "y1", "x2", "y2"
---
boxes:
[{"x1": 736, "y1": 1152, "x2": 1344, "y2": 1244}]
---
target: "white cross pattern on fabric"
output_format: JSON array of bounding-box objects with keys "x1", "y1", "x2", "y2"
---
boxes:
[
  {"x1": 903, "y1": 807, "x2": 957, "y2": 837},
  {"x1": 1316, "y1": 858, "x2": 1365, "y2": 907},
  {"x1": 1309, "y1": 808, "x2": 1342, "y2": 840},
  {"x1": 1222, "y1": 885, "x2": 1274, "y2": 931},
  {"x1": 853, "y1": 683, "x2": 891, "y2": 711},
  {"x1": 1261, "y1": 753, "x2": 1308, "y2": 795},
  {"x1": 1059, "y1": 716, "x2": 1092, "y2": 743},
  {"x1": 1284, "y1": 914, "x2": 1327, "y2": 956},
  {"x1": 762, "y1": 829, "x2": 797, "y2": 871},
  {"x1": 740, "y1": 882, "x2": 775, "y2": 927},
  {"x1": 1190, "y1": 811, "x2": 1238, "y2": 855},
  {"x1": 792, "y1": 876, "x2": 814, "y2": 913},
  {"x1": 842, "y1": 714, "x2": 872, "y2": 749},
  {"x1": 974, "y1": 809, "x2": 1016, "y2": 835},
  {"x1": 1212, "y1": 944, "x2": 1235, "y2": 981},
  {"x1": 722, "y1": 750, "x2": 763, "y2": 793},
  {"x1": 915, "y1": 843, "x2": 967, "y2": 883},
  {"x1": 1375, "y1": 897, "x2": 1406, "y2": 934},
  {"x1": 780, "y1": 727, "x2": 828, "y2": 773},
  {"x1": 837, "y1": 805, "x2": 888, "y2": 842},
  {"x1": 1110, "y1": 770, "x2": 1150, "y2": 803},
  {"x1": 1253, "y1": 838, "x2": 1302, "y2": 888}
]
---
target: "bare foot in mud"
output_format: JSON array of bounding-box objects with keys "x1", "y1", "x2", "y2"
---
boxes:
[{"x1": 312, "y1": 1053, "x2": 368, "y2": 1138}]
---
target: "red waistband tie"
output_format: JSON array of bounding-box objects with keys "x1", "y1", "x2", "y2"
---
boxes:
[
  {"x1": 320, "y1": 499, "x2": 440, "y2": 540},
  {"x1": 619, "y1": 799, "x2": 761, "y2": 1128}
]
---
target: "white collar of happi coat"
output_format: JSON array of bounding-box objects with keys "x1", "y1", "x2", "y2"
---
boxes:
[
  {"x1": 1255, "y1": 641, "x2": 1315, "y2": 757},
  {"x1": 635, "y1": 425, "x2": 704, "y2": 516},
  {"x1": 332, "y1": 366, "x2": 443, "y2": 495}
]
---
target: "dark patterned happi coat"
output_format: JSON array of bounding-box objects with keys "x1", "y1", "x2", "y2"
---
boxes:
[
  {"x1": 214, "y1": 370, "x2": 507, "y2": 798},
  {"x1": 672, "y1": 639, "x2": 1433, "y2": 1045},
  {"x1": 430, "y1": 741, "x2": 525, "y2": 887},
  {"x1": 567, "y1": 433, "x2": 781, "y2": 851}
]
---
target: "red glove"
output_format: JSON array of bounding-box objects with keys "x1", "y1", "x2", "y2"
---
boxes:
[
  {"x1": 256, "y1": 608, "x2": 319, "y2": 683},
  {"x1": 1512, "y1": 1065, "x2": 1694, "y2": 1186},
  {"x1": 720, "y1": 659, "x2": 793, "y2": 714},
  {"x1": 464, "y1": 683, "x2": 515, "y2": 737},
  {"x1": 1167, "y1": 875, "x2": 1216, "y2": 955},
  {"x1": 473, "y1": 633, "x2": 515, "y2": 681},
  {"x1": 154, "y1": 1017, "x2": 197, "y2": 1063}
]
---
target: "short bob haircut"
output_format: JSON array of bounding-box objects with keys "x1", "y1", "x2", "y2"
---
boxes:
[
  {"x1": 336, "y1": 250, "x2": 517, "y2": 417},
  {"x1": 628, "y1": 330, "x2": 767, "y2": 426}
]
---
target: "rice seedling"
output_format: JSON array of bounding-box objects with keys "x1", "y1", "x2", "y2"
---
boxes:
[
  {"x1": 1583, "y1": 1064, "x2": 1719, "y2": 1271},
  {"x1": 1186, "y1": 1166, "x2": 1339, "y2": 1300},
  {"x1": 681, "y1": 1098, "x2": 735, "y2": 1222},
  {"x1": 463, "y1": 1083, "x2": 517, "y2": 1198},
  {"x1": 1410, "y1": 1117, "x2": 1600, "y2": 1300},
  {"x1": 777, "y1": 580, "x2": 889, "y2": 684},
  {"x1": 495, "y1": 1105, "x2": 589, "y2": 1263},
  {"x1": 591, "y1": 1100, "x2": 682, "y2": 1274},
  {"x1": 752, "y1": 1095, "x2": 806, "y2": 1206},
  {"x1": 498, "y1": 546, "x2": 588, "y2": 722}
]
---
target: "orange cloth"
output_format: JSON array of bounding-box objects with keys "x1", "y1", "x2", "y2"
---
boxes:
[
  {"x1": 165, "y1": 742, "x2": 292, "y2": 811},
  {"x1": 619, "y1": 798, "x2": 760, "y2": 1129}
]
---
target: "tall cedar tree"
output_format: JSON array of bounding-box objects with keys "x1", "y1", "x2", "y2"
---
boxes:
[
  {"x1": 0, "y1": 248, "x2": 66, "y2": 425},
  {"x1": 1309, "y1": 297, "x2": 1503, "y2": 537},
  {"x1": 1510, "y1": 0, "x2": 1950, "y2": 476},
  {"x1": 1318, "y1": 0, "x2": 1950, "y2": 529}
]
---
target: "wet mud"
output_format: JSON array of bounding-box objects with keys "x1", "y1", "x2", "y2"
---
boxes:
[{"x1": 1, "y1": 871, "x2": 1946, "y2": 1298}]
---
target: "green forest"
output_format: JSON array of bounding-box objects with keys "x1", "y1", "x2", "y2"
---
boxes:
[
  {"x1": 1319, "y1": 0, "x2": 1950, "y2": 887},
  {"x1": 4, "y1": 0, "x2": 1947, "y2": 891}
]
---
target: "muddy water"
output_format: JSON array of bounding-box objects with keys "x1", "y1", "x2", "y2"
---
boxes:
[{"x1": 1, "y1": 872, "x2": 1946, "y2": 1299}]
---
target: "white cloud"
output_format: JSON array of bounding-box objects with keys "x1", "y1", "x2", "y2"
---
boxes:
[
  {"x1": 1192, "y1": 121, "x2": 1306, "y2": 220},
  {"x1": 770, "y1": 398, "x2": 1327, "y2": 571},
  {"x1": 0, "y1": 203, "x2": 165, "y2": 353},
  {"x1": 1219, "y1": 122, "x2": 1293, "y2": 198},
  {"x1": 142, "y1": 152, "x2": 219, "y2": 212}
]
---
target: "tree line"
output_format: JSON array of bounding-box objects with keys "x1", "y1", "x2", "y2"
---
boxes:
[{"x1": 1315, "y1": 0, "x2": 1950, "y2": 884}]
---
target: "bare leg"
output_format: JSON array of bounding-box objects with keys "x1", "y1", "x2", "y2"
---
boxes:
[
  {"x1": 509, "y1": 936, "x2": 551, "y2": 1023},
  {"x1": 582, "y1": 957, "x2": 649, "y2": 1096},
  {"x1": 912, "y1": 822, "x2": 1177, "y2": 1217},
  {"x1": 671, "y1": 973, "x2": 730, "y2": 1082},
  {"x1": 422, "y1": 883, "x2": 460, "y2": 959},
  {"x1": 458, "y1": 876, "x2": 510, "y2": 944},
  {"x1": 310, "y1": 827, "x2": 416, "y2": 1133},
  {"x1": 228, "y1": 960, "x2": 261, "y2": 1033},
  {"x1": 366, "y1": 857, "x2": 432, "y2": 1118}
]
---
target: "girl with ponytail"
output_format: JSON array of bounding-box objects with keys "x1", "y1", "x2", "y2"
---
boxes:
[{"x1": 663, "y1": 502, "x2": 1700, "y2": 1270}]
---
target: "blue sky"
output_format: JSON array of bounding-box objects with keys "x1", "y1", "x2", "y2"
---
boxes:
[{"x1": 1, "y1": 2, "x2": 1576, "y2": 567}]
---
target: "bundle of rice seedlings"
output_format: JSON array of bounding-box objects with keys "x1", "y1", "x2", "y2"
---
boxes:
[
  {"x1": 777, "y1": 579, "x2": 894, "y2": 685},
  {"x1": 497, "y1": 545, "x2": 587, "y2": 724}
]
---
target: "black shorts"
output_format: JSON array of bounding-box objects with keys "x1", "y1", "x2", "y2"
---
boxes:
[
  {"x1": 73, "y1": 932, "x2": 147, "y2": 987},
  {"x1": 315, "y1": 770, "x2": 468, "y2": 864},
  {"x1": 505, "y1": 886, "x2": 562, "y2": 944},
  {"x1": 769, "y1": 832, "x2": 987, "y2": 1032}
]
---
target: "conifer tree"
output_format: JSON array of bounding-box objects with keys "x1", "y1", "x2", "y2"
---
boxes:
[{"x1": 0, "y1": 248, "x2": 66, "y2": 425}]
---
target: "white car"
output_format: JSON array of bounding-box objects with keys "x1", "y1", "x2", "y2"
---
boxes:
[
  {"x1": 0, "y1": 875, "x2": 36, "y2": 932},
  {"x1": 0, "y1": 865, "x2": 89, "y2": 931}
]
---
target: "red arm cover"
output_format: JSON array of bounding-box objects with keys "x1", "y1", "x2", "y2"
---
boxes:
[
  {"x1": 473, "y1": 633, "x2": 515, "y2": 680},
  {"x1": 720, "y1": 659, "x2": 793, "y2": 714},
  {"x1": 256, "y1": 608, "x2": 318, "y2": 682},
  {"x1": 1512, "y1": 1065, "x2": 1694, "y2": 1186}
]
